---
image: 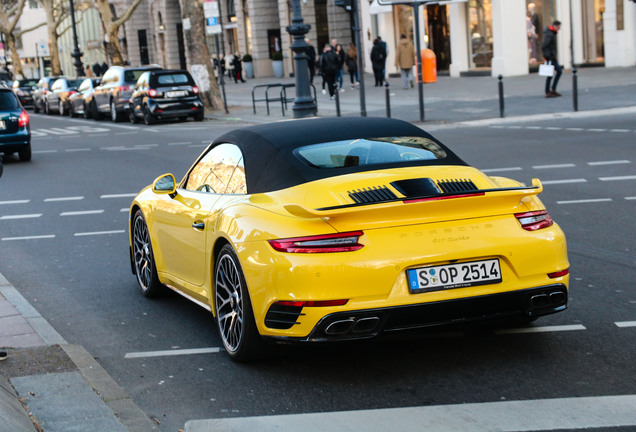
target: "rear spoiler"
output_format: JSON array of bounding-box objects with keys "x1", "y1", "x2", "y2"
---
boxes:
[{"x1": 285, "y1": 178, "x2": 543, "y2": 218}]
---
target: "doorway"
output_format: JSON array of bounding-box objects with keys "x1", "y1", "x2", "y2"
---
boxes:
[
  {"x1": 426, "y1": 4, "x2": 450, "y2": 71},
  {"x1": 581, "y1": 0, "x2": 604, "y2": 64}
]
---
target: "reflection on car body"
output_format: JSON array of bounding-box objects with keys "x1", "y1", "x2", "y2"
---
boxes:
[
  {"x1": 0, "y1": 88, "x2": 31, "y2": 161},
  {"x1": 128, "y1": 117, "x2": 570, "y2": 362}
]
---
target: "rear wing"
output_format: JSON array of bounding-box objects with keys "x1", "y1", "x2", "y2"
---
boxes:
[{"x1": 285, "y1": 179, "x2": 543, "y2": 219}]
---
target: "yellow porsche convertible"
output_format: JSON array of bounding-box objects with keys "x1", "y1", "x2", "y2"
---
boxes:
[{"x1": 129, "y1": 117, "x2": 569, "y2": 361}]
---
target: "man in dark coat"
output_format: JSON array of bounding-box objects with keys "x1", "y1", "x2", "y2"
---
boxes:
[
  {"x1": 542, "y1": 20, "x2": 562, "y2": 98},
  {"x1": 320, "y1": 44, "x2": 339, "y2": 98},
  {"x1": 370, "y1": 38, "x2": 387, "y2": 87},
  {"x1": 305, "y1": 38, "x2": 317, "y2": 84}
]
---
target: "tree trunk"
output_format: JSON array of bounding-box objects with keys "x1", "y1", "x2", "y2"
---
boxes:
[
  {"x1": 178, "y1": 0, "x2": 224, "y2": 111},
  {"x1": 5, "y1": 33, "x2": 24, "y2": 77},
  {"x1": 95, "y1": 0, "x2": 143, "y2": 66},
  {"x1": 43, "y1": 4, "x2": 62, "y2": 75}
]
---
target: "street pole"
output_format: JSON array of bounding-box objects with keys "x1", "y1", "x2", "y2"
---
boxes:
[
  {"x1": 352, "y1": 0, "x2": 366, "y2": 117},
  {"x1": 286, "y1": 0, "x2": 317, "y2": 118},
  {"x1": 68, "y1": 0, "x2": 84, "y2": 77},
  {"x1": 413, "y1": 1, "x2": 424, "y2": 122}
]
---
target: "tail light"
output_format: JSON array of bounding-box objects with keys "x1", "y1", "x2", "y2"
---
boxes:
[
  {"x1": 515, "y1": 210, "x2": 554, "y2": 231},
  {"x1": 274, "y1": 299, "x2": 349, "y2": 307},
  {"x1": 69, "y1": 90, "x2": 77, "y2": 96},
  {"x1": 148, "y1": 88, "x2": 157, "y2": 97},
  {"x1": 18, "y1": 110, "x2": 29, "y2": 127},
  {"x1": 269, "y1": 231, "x2": 364, "y2": 253},
  {"x1": 119, "y1": 85, "x2": 130, "y2": 92},
  {"x1": 548, "y1": 269, "x2": 569, "y2": 278},
  {"x1": 192, "y1": 86, "x2": 199, "y2": 94}
]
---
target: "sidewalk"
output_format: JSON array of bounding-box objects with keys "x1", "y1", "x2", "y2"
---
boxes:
[
  {"x1": 205, "y1": 66, "x2": 635, "y2": 126},
  {"x1": 1, "y1": 65, "x2": 634, "y2": 432}
]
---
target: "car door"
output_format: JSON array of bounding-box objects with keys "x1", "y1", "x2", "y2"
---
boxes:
[
  {"x1": 151, "y1": 144, "x2": 244, "y2": 297},
  {"x1": 48, "y1": 79, "x2": 62, "y2": 111}
]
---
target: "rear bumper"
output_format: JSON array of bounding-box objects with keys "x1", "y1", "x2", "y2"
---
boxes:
[
  {"x1": 147, "y1": 98, "x2": 203, "y2": 118},
  {"x1": 264, "y1": 284, "x2": 568, "y2": 343},
  {"x1": 0, "y1": 130, "x2": 31, "y2": 152}
]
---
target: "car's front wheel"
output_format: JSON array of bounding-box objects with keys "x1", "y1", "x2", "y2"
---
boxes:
[
  {"x1": 132, "y1": 211, "x2": 164, "y2": 297},
  {"x1": 215, "y1": 245, "x2": 262, "y2": 361},
  {"x1": 110, "y1": 100, "x2": 122, "y2": 122},
  {"x1": 59, "y1": 100, "x2": 65, "y2": 116}
]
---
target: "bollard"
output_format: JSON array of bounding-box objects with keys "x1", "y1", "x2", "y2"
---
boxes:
[
  {"x1": 334, "y1": 84, "x2": 341, "y2": 117},
  {"x1": 498, "y1": 75, "x2": 505, "y2": 118},
  {"x1": 572, "y1": 68, "x2": 578, "y2": 112},
  {"x1": 385, "y1": 82, "x2": 391, "y2": 118}
]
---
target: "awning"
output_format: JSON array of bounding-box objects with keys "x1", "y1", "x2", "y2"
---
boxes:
[{"x1": 369, "y1": 0, "x2": 393, "y2": 15}]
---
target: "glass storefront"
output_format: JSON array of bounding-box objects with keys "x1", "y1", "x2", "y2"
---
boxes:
[
  {"x1": 468, "y1": 0, "x2": 492, "y2": 69},
  {"x1": 526, "y1": 0, "x2": 556, "y2": 65},
  {"x1": 581, "y1": 0, "x2": 605, "y2": 64}
]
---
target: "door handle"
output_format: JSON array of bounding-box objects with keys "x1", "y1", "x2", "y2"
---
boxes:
[{"x1": 192, "y1": 222, "x2": 205, "y2": 231}]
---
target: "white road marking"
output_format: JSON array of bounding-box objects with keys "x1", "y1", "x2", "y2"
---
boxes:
[
  {"x1": 0, "y1": 200, "x2": 30, "y2": 205},
  {"x1": 125, "y1": 347, "x2": 221, "y2": 359},
  {"x1": 609, "y1": 129, "x2": 630, "y2": 133},
  {"x1": 587, "y1": 128, "x2": 607, "y2": 132},
  {"x1": 588, "y1": 160, "x2": 630, "y2": 166},
  {"x1": 66, "y1": 148, "x2": 91, "y2": 152},
  {"x1": 524, "y1": 126, "x2": 542, "y2": 130},
  {"x1": 0, "y1": 214, "x2": 42, "y2": 220},
  {"x1": 60, "y1": 210, "x2": 104, "y2": 216},
  {"x1": 494, "y1": 324, "x2": 586, "y2": 335},
  {"x1": 599, "y1": 175, "x2": 636, "y2": 181},
  {"x1": 626, "y1": 196, "x2": 636, "y2": 200},
  {"x1": 120, "y1": 208, "x2": 129, "y2": 212},
  {"x1": 544, "y1": 127, "x2": 562, "y2": 130},
  {"x1": 566, "y1": 127, "x2": 584, "y2": 131},
  {"x1": 44, "y1": 196, "x2": 84, "y2": 202},
  {"x1": 541, "y1": 179, "x2": 587, "y2": 185},
  {"x1": 185, "y1": 395, "x2": 636, "y2": 432},
  {"x1": 532, "y1": 163, "x2": 576, "y2": 169},
  {"x1": 74, "y1": 230, "x2": 126, "y2": 236},
  {"x1": 1, "y1": 234, "x2": 55, "y2": 241},
  {"x1": 101, "y1": 193, "x2": 137, "y2": 199},
  {"x1": 557, "y1": 198, "x2": 612, "y2": 205},
  {"x1": 168, "y1": 141, "x2": 193, "y2": 146},
  {"x1": 615, "y1": 321, "x2": 636, "y2": 328},
  {"x1": 481, "y1": 167, "x2": 522, "y2": 173},
  {"x1": 33, "y1": 150, "x2": 57, "y2": 154},
  {"x1": 102, "y1": 146, "x2": 148, "y2": 151}
]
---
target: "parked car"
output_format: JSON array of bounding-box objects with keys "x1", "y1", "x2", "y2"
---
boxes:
[
  {"x1": 32, "y1": 76, "x2": 55, "y2": 113},
  {"x1": 46, "y1": 77, "x2": 82, "y2": 115},
  {"x1": 93, "y1": 65, "x2": 162, "y2": 122},
  {"x1": 0, "y1": 88, "x2": 31, "y2": 161},
  {"x1": 129, "y1": 69, "x2": 204, "y2": 125},
  {"x1": 11, "y1": 79, "x2": 38, "y2": 107},
  {"x1": 128, "y1": 117, "x2": 570, "y2": 361},
  {"x1": 0, "y1": 71, "x2": 12, "y2": 88},
  {"x1": 68, "y1": 77, "x2": 101, "y2": 118}
]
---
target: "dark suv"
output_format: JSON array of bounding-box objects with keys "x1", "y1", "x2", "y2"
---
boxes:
[
  {"x1": 12, "y1": 79, "x2": 38, "y2": 107},
  {"x1": 129, "y1": 70, "x2": 204, "y2": 125},
  {"x1": 93, "y1": 65, "x2": 162, "y2": 122}
]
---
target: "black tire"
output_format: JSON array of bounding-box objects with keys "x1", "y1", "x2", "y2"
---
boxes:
[
  {"x1": 143, "y1": 106, "x2": 155, "y2": 125},
  {"x1": 59, "y1": 100, "x2": 65, "y2": 116},
  {"x1": 69, "y1": 103, "x2": 76, "y2": 117},
  {"x1": 132, "y1": 211, "x2": 164, "y2": 297},
  {"x1": 91, "y1": 100, "x2": 101, "y2": 120},
  {"x1": 18, "y1": 144, "x2": 32, "y2": 162},
  {"x1": 110, "y1": 100, "x2": 122, "y2": 122},
  {"x1": 83, "y1": 102, "x2": 91, "y2": 119},
  {"x1": 214, "y1": 244, "x2": 262, "y2": 362},
  {"x1": 194, "y1": 111, "x2": 204, "y2": 122},
  {"x1": 45, "y1": 101, "x2": 51, "y2": 115},
  {"x1": 33, "y1": 102, "x2": 40, "y2": 113},
  {"x1": 129, "y1": 105, "x2": 138, "y2": 123}
]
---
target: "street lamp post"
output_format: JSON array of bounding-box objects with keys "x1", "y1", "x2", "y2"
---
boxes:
[
  {"x1": 68, "y1": 0, "x2": 84, "y2": 77},
  {"x1": 286, "y1": 0, "x2": 317, "y2": 118}
]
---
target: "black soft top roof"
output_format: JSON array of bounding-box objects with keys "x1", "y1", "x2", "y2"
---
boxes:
[{"x1": 211, "y1": 117, "x2": 468, "y2": 194}]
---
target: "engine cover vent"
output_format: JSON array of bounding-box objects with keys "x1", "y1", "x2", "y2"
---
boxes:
[
  {"x1": 437, "y1": 179, "x2": 479, "y2": 194},
  {"x1": 349, "y1": 186, "x2": 397, "y2": 204}
]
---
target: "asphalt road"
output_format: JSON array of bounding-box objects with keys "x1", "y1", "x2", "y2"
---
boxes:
[{"x1": 1, "y1": 112, "x2": 634, "y2": 432}]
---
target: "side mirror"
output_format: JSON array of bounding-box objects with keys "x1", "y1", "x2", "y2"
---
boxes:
[{"x1": 152, "y1": 173, "x2": 177, "y2": 195}]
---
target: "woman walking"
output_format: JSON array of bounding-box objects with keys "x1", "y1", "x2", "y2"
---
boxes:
[{"x1": 346, "y1": 43, "x2": 358, "y2": 89}]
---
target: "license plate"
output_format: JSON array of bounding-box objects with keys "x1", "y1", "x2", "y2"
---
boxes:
[
  {"x1": 0, "y1": 120, "x2": 5, "y2": 130},
  {"x1": 407, "y1": 258, "x2": 501, "y2": 294},
  {"x1": 166, "y1": 90, "x2": 186, "y2": 98}
]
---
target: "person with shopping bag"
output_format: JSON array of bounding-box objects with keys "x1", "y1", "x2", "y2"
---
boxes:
[{"x1": 542, "y1": 20, "x2": 562, "y2": 98}]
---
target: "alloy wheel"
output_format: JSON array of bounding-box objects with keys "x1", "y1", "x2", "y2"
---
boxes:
[
  {"x1": 133, "y1": 213, "x2": 154, "y2": 294},
  {"x1": 215, "y1": 253, "x2": 245, "y2": 353}
]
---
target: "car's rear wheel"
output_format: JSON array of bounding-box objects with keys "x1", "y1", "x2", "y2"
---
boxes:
[
  {"x1": 215, "y1": 245, "x2": 262, "y2": 361},
  {"x1": 58, "y1": 100, "x2": 65, "y2": 116},
  {"x1": 194, "y1": 112, "x2": 204, "y2": 122},
  {"x1": 91, "y1": 100, "x2": 101, "y2": 120},
  {"x1": 18, "y1": 144, "x2": 32, "y2": 162},
  {"x1": 132, "y1": 211, "x2": 164, "y2": 297},
  {"x1": 83, "y1": 102, "x2": 91, "y2": 119},
  {"x1": 110, "y1": 100, "x2": 122, "y2": 122},
  {"x1": 45, "y1": 101, "x2": 51, "y2": 115},
  {"x1": 143, "y1": 106, "x2": 155, "y2": 125},
  {"x1": 129, "y1": 105, "x2": 138, "y2": 123}
]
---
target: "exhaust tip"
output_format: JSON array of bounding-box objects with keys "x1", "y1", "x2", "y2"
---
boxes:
[{"x1": 325, "y1": 319, "x2": 354, "y2": 335}]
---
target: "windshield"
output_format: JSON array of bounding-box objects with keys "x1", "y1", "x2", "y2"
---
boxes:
[
  {"x1": 295, "y1": 137, "x2": 448, "y2": 169},
  {"x1": 124, "y1": 70, "x2": 147, "y2": 84},
  {"x1": 0, "y1": 91, "x2": 19, "y2": 109}
]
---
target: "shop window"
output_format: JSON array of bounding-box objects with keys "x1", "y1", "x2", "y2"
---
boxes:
[
  {"x1": 468, "y1": 0, "x2": 492, "y2": 68},
  {"x1": 526, "y1": 0, "x2": 556, "y2": 65}
]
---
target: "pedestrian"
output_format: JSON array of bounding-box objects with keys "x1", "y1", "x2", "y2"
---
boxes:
[
  {"x1": 101, "y1": 61, "x2": 108, "y2": 75},
  {"x1": 85, "y1": 65, "x2": 94, "y2": 77},
  {"x1": 232, "y1": 52, "x2": 246, "y2": 83},
  {"x1": 370, "y1": 38, "x2": 386, "y2": 87},
  {"x1": 92, "y1": 62, "x2": 101, "y2": 76},
  {"x1": 378, "y1": 36, "x2": 388, "y2": 79},
  {"x1": 542, "y1": 20, "x2": 562, "y2": 98},
  {"x1": 320, "y1": 43, "x2": 340, "y2": 99},
  {"x1": 225, "y1": 53, "x2": 235, "y2": 80},
  {"x1": 395, "y1": 34, "x2": 415, "y2": 89},
  {"x1": 335, "y1": 43, "x2": 345, "y2": 91},
  {"x1": 345, "y1": 42, "x2": 358, "y2": 89},
  {"x1": 305, "y1": 38, "x2": 316, "y2": 84}
]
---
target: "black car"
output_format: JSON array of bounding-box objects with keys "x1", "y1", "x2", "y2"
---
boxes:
[
  {"x1": 32, "y1": 76, "x2": 55, "y2": 113},
  {"x1": 0, "y1": 88, "x2": 31, "y2": 161},
  {"x1": 46, "y1": 77, "x2": 83, "y2": 115},
  {"x1": 93, "y1": 65, "x2": 162, "y2": 122},
  {"x1": 68, "y1": 77, "x2": 101, "y2": 118},
  {"x1": 129, "y1": 70, "x2": 204, "y2": 125},
  {"x1": 11, "y1": 79, "x2": 38, "y2": 107}
]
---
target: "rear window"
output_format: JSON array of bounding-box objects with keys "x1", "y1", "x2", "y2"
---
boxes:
[
  {"x1": 67, "y1": 79, "x2": 83, "y2": 88},
  {"x1": 0, "y1": 91, "x2": 19, "y2": 109},
  {"x1": 124, "y1": 70, "x2": 147, "y2": 83},
  {"x1": 20, "y1": 80, "x2": 38, "y2": 87},
  {"x1": 295, "y1": 137, "x2": 448, "y2": 169},
  {"x1": 155, "y1": 74, "x2": 191, "y2": 85}
]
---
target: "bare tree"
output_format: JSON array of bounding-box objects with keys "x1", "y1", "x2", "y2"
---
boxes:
[
  {"x1": 93, "y1": 0, "x2": 143, "y2": 66},
  {"x1": 0, "y1": 0, "x2": 27, "y2": 77},
  {"x1": 178, "y1": 0, "x2": 223, "y2": 111},
  {"x1": 36, "y1": 0, "x2": 72, "y2": 75}
]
